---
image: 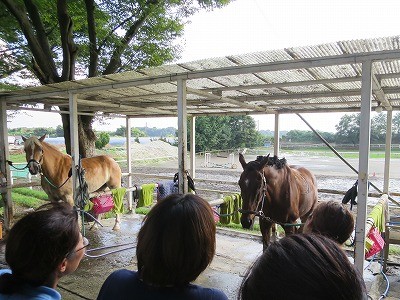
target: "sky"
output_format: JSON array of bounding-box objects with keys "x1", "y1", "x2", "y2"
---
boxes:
[{"x1": 8, "y1": 0, "x2": 400, "y2": 132}]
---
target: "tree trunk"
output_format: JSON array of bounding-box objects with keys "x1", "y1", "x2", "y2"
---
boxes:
[{"x1": 61, "y1": 108, "x2": 96, "y2": 158}]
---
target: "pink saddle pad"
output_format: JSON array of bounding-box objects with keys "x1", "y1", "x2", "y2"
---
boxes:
[{"x1": 91, "y1": 194, "x2": 114, "y2": 215}]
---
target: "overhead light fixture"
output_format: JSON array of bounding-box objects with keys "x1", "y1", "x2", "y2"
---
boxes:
[{"x1": 375, "y1": 101, "x2": 383, "y2": 113}]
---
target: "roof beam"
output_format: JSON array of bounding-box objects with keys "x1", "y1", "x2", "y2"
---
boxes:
[
  {"x1": 203, "y1": 76, "x2": 362, "y2": 93},
  {"x1": 186, "y1": 87, "x2": 272, "y2": 113},
  {"x1": 76, "y1": 99, "x2": 175, "y2": 115},
  {"x1": 3, "y1": 49, "x2": 400, "y2": 102}
]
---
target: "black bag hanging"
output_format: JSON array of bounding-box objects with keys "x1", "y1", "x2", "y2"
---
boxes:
[{"x1": 173, "y1": 172, "x2": 196, "y2": 193}]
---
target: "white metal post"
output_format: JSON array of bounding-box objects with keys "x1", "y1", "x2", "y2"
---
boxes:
[
  {"x1": 354, "y1": 61, "x2": 372, "y2": 272},
  {"x1": 383, "y1": 110, "x2": 392, "y2": 193},
  {"x1": 189, "y1": 116, "x2": 196, "y2": 179},
  {"x1": 274, "y1": 112, "x2": 280, "y2": 156},
  {"x1": 126, "y1": 116, "x2": 133, "y2": 211},
  {"x1": 69, "y1": 93, "x2": 80, "y2": 205},
  {"x1": 0, "y1": 100, "x2": 12, "y2": 229},
  {"x1": 177, "y1": 79, "x2": 188, "y2": 193}
]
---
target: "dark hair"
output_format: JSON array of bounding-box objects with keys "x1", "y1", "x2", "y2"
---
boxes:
[
  {"x1": 136, "y1": 193, "x2": 216, "y2": 286},
  {"x1": 239, "y1": 234, "x2": 366, "y2": 300},
  {"x1": 0, "y1": 202, "x2": 80, "y2": 293},
  {"x1": 305, "y1": 200, "x2": 354, "y2": 244}
]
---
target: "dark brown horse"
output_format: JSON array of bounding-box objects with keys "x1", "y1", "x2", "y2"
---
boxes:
[
  {"x1": 238, "y1": 153, "x2": 317, "y2": 248},
  {"x1": 22, "y1": 135, "x2": 123, "y2": 230}
]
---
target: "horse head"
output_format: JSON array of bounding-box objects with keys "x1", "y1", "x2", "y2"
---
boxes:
[
  {"x1": 22, "y1": 134, "x2": 46, "y2": 175},
  {"x1": 238, "y1": 153, "x2": 270, "y2": 229}
]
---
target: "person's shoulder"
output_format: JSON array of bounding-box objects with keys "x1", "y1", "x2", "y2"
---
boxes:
[
  {"x1": 0, "y1": 269, "x2": 11, "y2": 276},
  {"x1": 0, "y1": 285, "x2": 61, "y2": 300},
  {"x1": 97, "y1": 269, "x2": 139, "y2": 300},
  {"x1": 189, "y1": 285, "x2": 228, "y2": 300}
]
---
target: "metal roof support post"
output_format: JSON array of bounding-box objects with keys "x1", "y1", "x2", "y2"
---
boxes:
[
  {"x1": 0, "y1": 100, "x2": 12, "y2": 229},
  {"x1": 274, "y1": 112, "x2": 280, "y2": 157},
  {"x1": 383, "y1": 110, "x2": 393, "y2": 194},
  {"x1": 126, "y1": 116, "x2": 133, "y2": 211},
  {"x1": 189, "y1": 116, "x2": 196, "y2": 179},
  {"x1": 177, "y1": 79, "x2": 188, "y2": 193},
  {"x1": 69, "y1": 93, "x2": 80, "y2": 205},
  {"x1": 354, "y1": 61, "x2": 372, "y2": 273}
]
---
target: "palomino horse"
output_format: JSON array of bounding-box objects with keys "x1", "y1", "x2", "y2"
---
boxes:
[
  {"x1": 22, "y1": 135, "x2": 123, "y2": 230},
  {"x1": 238, "y1": 153, "x2": 317, "y2": 248}
]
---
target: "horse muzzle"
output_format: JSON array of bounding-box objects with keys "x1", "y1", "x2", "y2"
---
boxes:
[
  {"x1": 241, "y1": 215, "x2": 253, "y2": 229},
  {"x1": 28, "y1": 161, "x2": 41, "y2": 175}
]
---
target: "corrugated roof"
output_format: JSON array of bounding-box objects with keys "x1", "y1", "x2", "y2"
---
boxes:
[{"x1": 1, "y1": 36, "x2": 400, "y2": 117}]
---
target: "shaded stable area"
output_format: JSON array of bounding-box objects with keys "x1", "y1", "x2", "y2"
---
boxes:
[{"x1": 2, "y1": 35, "x2": 400, "y2": 279}]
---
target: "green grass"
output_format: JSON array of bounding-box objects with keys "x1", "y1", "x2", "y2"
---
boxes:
[
  {"x1": 11, "y1": 192, "x2": 47, "y2": 208},
  {"x1": 389, "y1": 244, "x2": 400, "y2": 255},
  {"x1": 8, "y1": 153, "x2": 26, "y2": 163},
  {"x1": 12, "y1": 188, "x2": 48, "y2": 200},
  {"x1": 0, "y1": 188, "x2": 48, "y2": 210}
]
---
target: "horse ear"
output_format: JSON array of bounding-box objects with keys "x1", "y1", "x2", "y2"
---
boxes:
[
  {"x1": 39, "y1": 134, "x2": 46, "y2": 142},
  {"x1": 239, "y1": 153, "x2": 247, "y2": 169},
  {"x1": 22, "y1": 135, "x2": 27, "y2": 142},
  {"x1": 259, "y1": 154, "x2": 270, "y2": 170}
]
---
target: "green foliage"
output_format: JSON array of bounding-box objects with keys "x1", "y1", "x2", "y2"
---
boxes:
[
  {"x1": 55, "y1": 125, "x2": 64, "y2": 137},
  {"x1": 0, "y1": 0, "x2": 231, "y2": 82},
  {"x1": 194, "y1": 115, "x2": 264, "y2": 152},
  {"x1": 283, "y1": 130, "x2": 335, "y2": 143},
  {"x1": 335, "y1": 113, "x2": 360, "y2": 145},
  {"x1": 95, "y1": 132, "x2": 110, "y2": 149},
  {"x1": 132, "y1": 128, "x2": 147, "y2": 137},
  {"x1": 8, "y1": 127, "x2": 57, "y2": 138}
]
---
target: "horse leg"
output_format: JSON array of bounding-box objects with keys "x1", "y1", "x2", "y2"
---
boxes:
[
  {"x1": 271, "y1": 223, "x2": 277, "y2": 242},
  {"x1": 260, "y1": 219, "x2": 273, "y2": 251},
  {"x1": 112, "y1": 213, "x2": 121, "y2": 231},
  {"x1": 90, "y1": 214, "x2": 101, "y2": 230}
]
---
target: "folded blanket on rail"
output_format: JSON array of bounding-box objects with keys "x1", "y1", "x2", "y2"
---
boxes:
[
  {"x1": 220, "y1": 193, "x2": 242, "y2": 225},
  {"x1": 138, "y1": 183, "x2": 157, "y2": 207},
  {"x1": 157, "y1": 180, "x2": 177, "y2": 201},
  {"x1": 112, "y1": 187, "x2": 126, "y2": 214},
  {"x1": 367, "y1": 200, "x2": 386, "y2": 233}
]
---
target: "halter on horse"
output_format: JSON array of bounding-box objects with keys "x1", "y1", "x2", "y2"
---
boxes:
[
  {"x1": 22, "y1": 135, "x2": 123, "y2": 231},
  {"x1": 238, "y1": 153, "x2": 318, "y2": 249}
]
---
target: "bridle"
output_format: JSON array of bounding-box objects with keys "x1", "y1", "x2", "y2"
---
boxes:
[
  {"x1": 28, "y1": 145, "x2": 72, "y2": 190},
  {"x1": 27, "y1": 148, "x2": 44, "y2": 174},
  {"x1": 239, "y1": 171, "x2": 267, "y2": 218}
]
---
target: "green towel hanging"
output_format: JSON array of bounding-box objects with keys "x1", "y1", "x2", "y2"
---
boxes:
[
  {"x1": 112, "y1": 187, "x2": 126, "y2": 214},
  {"x1": 138, "y1": 183, "x2": 156, "y2": 207}
]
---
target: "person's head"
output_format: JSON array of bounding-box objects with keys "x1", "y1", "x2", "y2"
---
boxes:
[
  {"x1": 303, "y1": 200, "x2": 354, "y2": 244},
  {"x1": 0, "y1": 202, "x2": 86, "y2": 293},
  {"x1": 136, "y1": 193, "x2": 216, "y2": 287},
  {"x1": 239, "y1": 234, "x2": 366, "y2": 300}
]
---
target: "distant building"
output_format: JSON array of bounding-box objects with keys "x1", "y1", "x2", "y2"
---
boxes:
[{"x1": 8, "y1": 136, "x2": 23, "y2": 145}]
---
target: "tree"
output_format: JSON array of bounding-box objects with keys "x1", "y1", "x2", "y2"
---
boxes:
[
  {"x1": 0, "y1": 0, "x2": 231, "y2": 157},
  {"x1": 193, "y1": 115, "x2": 263, "y2": 152},
  {"x1": 371, "y1": 112, "x2": 387, "y2": 144},
  {"x1": 393, "y1": 113, "x2": 400, "y2": 144},
  {"x1": 95, "y1": 132, "x2": 110, "y2": 149},
  {"x1": 335, "y1": 113, "x2": 360, "y2": 145}
]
